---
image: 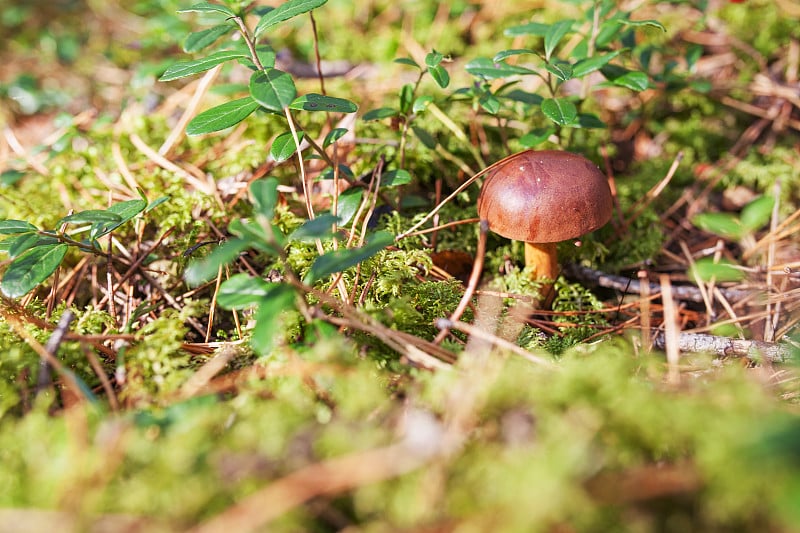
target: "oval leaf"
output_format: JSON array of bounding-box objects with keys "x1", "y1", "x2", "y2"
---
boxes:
[
  {"x1": 178, "y1": 2, "x2": 236, "y2": 17},
  {"x1": 255, "y1": 0, "x2": 328, "y2": 37},
  {"x1": 334, "y1": 188, "x2": 363, "y2": 226},
  {"x1": 492, "y1": 49, "x2": 537, "y2": 62},
  {"x1": 289, "y1": 93, "x2": 357, "y2": 113},
  {"x1": 183, "y1": 24, "x2": 233, "y2": 53},
  {"x1": 692, "y1": 212, "x2": 744, "y2": 241},
  {"x1": 0, "y1": 219, "x2": 39, "y2": 235},
  {"x1": 305, "y1": 231, "x2": 394, "y2": 284},
  {"x1": 184, "y1": 238, "x2": 251, "y2": 286},
  {"x1": 6, "y1": 233, "x2": 40, "y2": 259},
  {"x1": 541, "y1": 97, "x2": 577, "y2": 125},
  {"x1": 544, "y1": 60, "x2": 573, "y2": 82},
  {"x1": 610, "y1": 71, "x2": 650, "y2": 91},
  {"x1": 249, "y1": 285, "x2": 296, "y2": 355},
  {"x1": 544, "y1": 20, "x2": 573, "y2": 61},
  {"x1": 690, "y1": 257, "x2": 745, "y2": 284},
  {"x1": 250, "y1": 177, "x2": 280, "y2": 220},
  {"x1": 465, "y1": 57, "x2": 536, "y2": 79},
  {"x1": 288, "y1": 213, "x2": 339, "y2": 242},
  {"x1": 59, "y1": 210, "x2": 122, "y2": 227},
  {"x1": 270, "y1": 131, "x2": 305, "y2": 162},
  {"x1": 323, "y1": 127, "x2": 349, "y2": 148},
  {"x1": 1, "y1": 243, "x2": 69, "y2": 298},
  {"x1": 428, "y1": 65, "x2": 450, "y2": 89},
  {"x1": 250, "y1": 69, "x2": 297, "y2": 112},
  {"x1": 217, "y1": 274, "x2": 284, "y2": 309},
  {"x1": 159, "y1": 50, "x2": 249, "y2": 82},
  {"x1": 380, "y1": 169, "x2": 412, "y2": 188},
  {"x1": 362, "y1": 107, "x2": 398, "y2": 121},
  {"x1": 504, "y1": 22, "x2": 549, "y2": 37},
  {"x1": 572, "y1": 50, "x2": 624, "y2": 78},
  {"x1": 187, "y1": 97, "x2": 260, "y2": 135},
  {"x1": 741, "y1": 195, "x2": 775, "y2": 232}
]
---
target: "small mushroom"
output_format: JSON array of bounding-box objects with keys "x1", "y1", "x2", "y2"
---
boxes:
[{"x1": 477, "y1": 150, "x2": 613, "y2": 303}]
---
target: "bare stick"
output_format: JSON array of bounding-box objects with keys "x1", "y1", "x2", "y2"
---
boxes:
[
  {"x1": 652, "y1": 331, "x2": 794, "y2": 363},
  {"x1": 433, "y1": 220, "x2": 487, "y2": 345},
  {"x1": 659, "y1": 275, "x2": 681, "y2": 385}
]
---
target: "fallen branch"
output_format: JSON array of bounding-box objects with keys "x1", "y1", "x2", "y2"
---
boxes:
[
  {"x1": 564, "y1": 264, "x2": 752, "y2": 303},
  {"x1": 651, "y1": 330, "x2": 795, "y2": 363}
]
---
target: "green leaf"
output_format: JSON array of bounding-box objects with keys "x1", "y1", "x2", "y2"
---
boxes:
[
  {"x1": 217, "y1": 274, "x2": 285, "y2": 309},
  {"x1": 399, "y1": 83, "x2": 414, "y2": 114},
  {"x1": 692, "y1": 212, "x2": 744, "y2": 240},
  {"x1": 249, "y1": 285, "x2": 296, "y2": 355},
  {"x1": 572, "y1": 50, "x2": 624, "y2": 78},
  {"x1": 323, "y1": 127, "x2": 349, "y2": 147},
  {"x1": 741, "y1": 195, "x2": 775, "y2": 232},
  {"x1": 544, "y1": 60, "x2": 573, "y2": 82},
  {"x1": 607, "y1": 71, "x2": 650, "y2": 91},
  {"x1": 393, "y1": 57, "x2": 420, "y2": 69},
  {"x1": 6, "y1": 232, "x2": 40, "y2": 259},
  {"x1": 541, "y1": 98, "x2": 577, "y2": 125},
  {"x1": 255, "y1": 0, "x2": 328, "y2": 37},
  {"x1": 305, "y1": 230, "x2": 394, "y2": 284},
  {"x1": 690, "y1": 257, "x2": 745, "y2": 284},
  {"x1": 381, "y1": 169, "x2": 412, "y2": 188},
  {"x1": 184, "y1": 238, "x2": 250, "y2": 286},
  {"x1": 428, "y1": 65, "x2": 450, "y2": 88},
  {"x1": 59, "y1": 210, "x2": 123, "y2": 227},
  {"x1": 425, "y1": 51, "x2": 443, "y2": 68},
  {"x1": 91, "y1": 198, "x2": 148, "y2": 239},
  {"x1": 289, "y1": 93, "x2": 357, "y2": 113},
  {"x1": 504, "y1": 22, "x2": 549, "y2": 37},
  {"x1": 492, "y1": 49, "x2": 537, "y2": 62},
  {"x1": 186, "y1": 97, "x2": 259, "y2": 135},
  {"x1": 270, "y1": 131, "x2": 305, "y2": 162},
  {"x1": 159, "y1": 50, "x2": 249, "y2": 82},
  {"x1": 178, "y1": 2, "x2": 236, "y2": 17},
  {"x1": 501, "y1": 89, "x2": 543, "y2": 105},
  {"x1": 465, "y1": 57, "x2": 536, "y2": 79},
  {"x1": 0, "y1": 169, "x2": 26, "y2": 186},
  {"x1": 622, "y1": 18, "x2": 666, "y2": 32},
  {"x1": 0, "y1": 219, "x2": 39, "y2": 234},
  {"x1": 519, "y1": 127, "x2": 555, "y2": 148},
  {"x1": 109, "y1": 198, "x2": 147, "y2": 221},
  {"x1": 334, "y1": 188, "x2": 363, "y2": 226},
  {"x1": 1, "y1": 243, "x2": 68, "y2": 298},
  {"x1": 576, "y1": 113, "x2": 606, "y2": 129},
  {"x1": 362, "y1": 107, "x2": 398, "y2": 121},
  {"x1": 229, "y1": 219, "x2": 285, "y2": 253},
  {"x1": 250, "y1": 69, "x2": 297, "y2": 112},
  {"x1": 544, "y1": 20, "x2": 573, "y2": 61},
  {"x1": 146, "y1": 196, "x2": 170, "y2": 213},
  {"x1": 250, "y1": 177, "x2": 280, "y2": 220},
  {"x1": 412, "y1": 125, "x2": 437, "y2": 149},
  {"x1": 253, "y1": 44, "x2": 277, "y2": 69},
  {"x1": 478, "y1": 91, "x2": 501, "y2": 114},
  {"x1": 288, "y1": 214, "x2": 339, "y2": 242},
  {"x1": 183, "y1": 24, "x2": 233, "y2": 53}
]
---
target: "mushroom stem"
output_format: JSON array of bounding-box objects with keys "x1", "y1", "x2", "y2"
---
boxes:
[
  {"x1": 524, "y1": 242, "x2": 558, "y2": 280},
  {"x1": 524, "y1": 242, "x2": 558, "y2": 306}
]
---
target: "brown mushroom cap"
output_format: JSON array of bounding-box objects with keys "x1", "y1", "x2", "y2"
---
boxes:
[{"x1": 477, "y1": 150, "x2": 613, "y2": 243}]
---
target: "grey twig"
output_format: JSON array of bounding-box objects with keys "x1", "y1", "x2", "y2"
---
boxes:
[
  {"x1": 563, "y1": 264, "x2": 752, "y2": 303},
  {"x1": 652, "y1": 330, "x2": 795, "y2": 363},
  {"x1": 36, "y1": 310, "x2": 76, "y2": 395}
]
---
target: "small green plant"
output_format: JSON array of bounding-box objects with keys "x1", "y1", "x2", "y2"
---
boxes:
[
  {"x1": 184, "y1": 177, "x2": 393, "y2": 355},
  {"x1": 458, "y1": 0, "x2": 665, "y2": 147},
  {"x1": 0, "y1": 191, "x2": 167, "y2": 298},
  {"x1": 158, "y1": 0, "x2": 357, "y2": 160},
  {"x1": 690, "y1": 194, "x2": 775, "y2": 283}
]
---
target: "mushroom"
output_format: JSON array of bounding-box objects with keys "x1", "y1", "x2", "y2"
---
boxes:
[{"x1": 477, "y1": 150, "x2": 613, "y2": 303}]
